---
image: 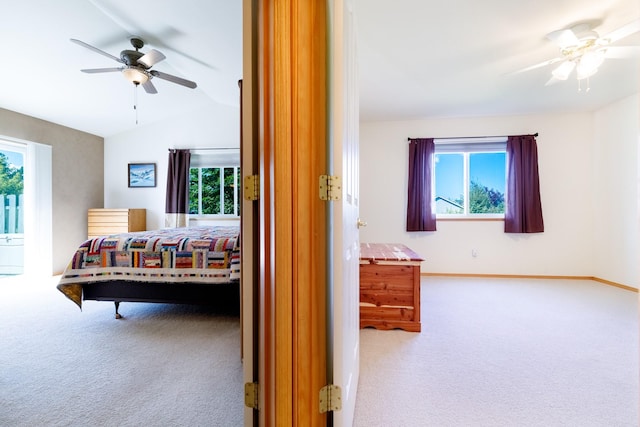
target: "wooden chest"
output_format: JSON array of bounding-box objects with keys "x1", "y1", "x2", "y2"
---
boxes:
[
  {"x1": 359, "y1": 243, "x2": 424, "y2": 332},
  {"x1": 88, "y1": 208, "x2": 146, "y2": 239}
]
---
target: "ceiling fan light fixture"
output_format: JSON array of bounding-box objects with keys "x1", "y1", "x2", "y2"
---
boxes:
[
  {"x1": 576, "y1": 50, "x2": 605, "y2": 80},
  {"x1": 551, "y1": 61, "x2": 576, "y2": 80},
  {"x1": 122, "y1": 67, "x2": 149, "y2": 84}
]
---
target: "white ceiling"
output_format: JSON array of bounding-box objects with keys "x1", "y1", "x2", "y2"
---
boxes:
[
  {"x1": 0, "y1": 0, "x2": 638, "y2": 138},
  {"x1": 355, "y1": 0, "x2": 640, "y2": 122}
]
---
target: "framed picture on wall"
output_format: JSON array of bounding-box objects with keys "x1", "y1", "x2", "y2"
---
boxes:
[{"x1": 128, "y1": 163, "x2": 156, "y2": 188}]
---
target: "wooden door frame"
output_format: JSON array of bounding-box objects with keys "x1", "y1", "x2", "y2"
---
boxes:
[{"x1": 250, "y1": 0, "x2": 329, "y2": 425}]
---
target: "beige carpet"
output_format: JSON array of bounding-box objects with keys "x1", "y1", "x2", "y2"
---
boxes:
[
  {"x1": 354, "y1": 277, "x2": 639, "y2": 427},
  {"x1": 0, "y1": 275, "x2": 243, "y2": 427},
  {"x1": 4, "y1": 275, "x2": 636, "y2": 426}
]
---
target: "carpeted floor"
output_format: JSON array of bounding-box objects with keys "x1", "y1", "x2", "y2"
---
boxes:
[
  {"x1": 353, "y1": 277, "x2": 639, "y2": 427},
  {"x1": 0, "y1": 276, "x2": 243, "y2": 427},
  {"x1": 3, "y1": 276, "x2": 637, "y2": 426}
]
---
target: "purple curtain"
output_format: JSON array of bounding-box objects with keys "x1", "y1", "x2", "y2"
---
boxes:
[
  {"x1": 406, "y1": 138, "x2": 436, "y2": 231},
  {"x1": 165, "y1": 149, "x2": 191, "y2": 228},
  {"x1": 505, "y1": 135, "x2": 544, "y2": 233}
]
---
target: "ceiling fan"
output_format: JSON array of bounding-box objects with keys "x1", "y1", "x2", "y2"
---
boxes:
[
  {"x1": 518, "y1": 19, "x2": 640, "y2": 89},
  {"x1": 71, "y1": 36, "x2": 197, "y2": 94}
]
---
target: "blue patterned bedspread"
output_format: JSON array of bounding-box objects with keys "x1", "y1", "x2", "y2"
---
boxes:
[{"x1": 57, "y1": 226, "x2": 240, "y2": 308}]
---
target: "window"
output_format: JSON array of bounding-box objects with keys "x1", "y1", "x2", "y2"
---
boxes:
[
  {"x1": 434, "y1": 139, "x2": 506, "y2": 217},
  {"x1": 189, "y1": 150, "x2": 241, "y2": 217}
]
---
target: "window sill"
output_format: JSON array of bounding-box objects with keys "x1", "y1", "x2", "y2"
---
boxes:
[
  {"x1": 437, "y1": 217, "x2": 504, "y2": 222},
  {"x1": 189, "y1": 215, "x2": 240, "y2": 220}
]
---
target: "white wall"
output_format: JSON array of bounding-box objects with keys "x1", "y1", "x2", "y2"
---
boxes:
[
  {"x1": 104, "y1": 102, "x2": 240, "y2": 231},
  {"x1": 104, "y1": 94, "x2": 639, "y2": 288},
  {"x1": 24, "y1": 142, "x2": 52, "y2": 277},
  {"x1": 593, "y1": 94, "x2": 639, "y2": 287},
  {"x1": 359, "y1": 112, "x2": 599, "y2": 278}
]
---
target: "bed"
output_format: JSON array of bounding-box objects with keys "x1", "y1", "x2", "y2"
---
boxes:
[{"x1": 57, "y1": 225, "x2": 241, "y2": 318}]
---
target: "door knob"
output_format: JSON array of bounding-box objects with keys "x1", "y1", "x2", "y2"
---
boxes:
[{"x1": 357, "y1": 218, "x2": 367, "y2": 228}]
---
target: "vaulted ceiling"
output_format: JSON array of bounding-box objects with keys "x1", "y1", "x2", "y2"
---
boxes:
[{"x1": 0, "y1": 0, "x2": 242, "y2": 138}]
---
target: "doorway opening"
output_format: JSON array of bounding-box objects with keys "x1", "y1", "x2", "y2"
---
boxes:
[{"x1": 0, "y1": 141, "x2": 25, "y2": 276}]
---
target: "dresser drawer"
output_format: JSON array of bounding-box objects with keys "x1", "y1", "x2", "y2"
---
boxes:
[{"x1": 88, "y1": 208, "x2": 146, "y2": 238}]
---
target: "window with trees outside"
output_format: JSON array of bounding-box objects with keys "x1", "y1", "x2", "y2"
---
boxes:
[
  {"x1": 189, "y1": 150, "x2": 241, "y2": 217},
  {"x1": 434, "y1": 139, "x2": 506, "y2": 218}
]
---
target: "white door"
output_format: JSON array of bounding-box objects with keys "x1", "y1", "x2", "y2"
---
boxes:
[
  {"x1": 0, "y1": 142, "x2": 25, "y2": 275},
  {"x1": 331, "y1": 0, "x2": 360, "y2": 425}
]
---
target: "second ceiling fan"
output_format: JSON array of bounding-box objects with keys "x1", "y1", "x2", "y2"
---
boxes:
[{"x1": 519, "y1": 19, "x2": 640, "y2": 88}]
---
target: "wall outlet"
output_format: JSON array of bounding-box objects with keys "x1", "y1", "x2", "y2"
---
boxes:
[{"x1": 471, "y1": 249, "x2": 478, "y2": 258}]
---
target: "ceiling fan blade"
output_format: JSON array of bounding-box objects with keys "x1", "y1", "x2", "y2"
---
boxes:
[
  {"x1": 150, "y1": 70, "x2": 197, "y2": 89},
  {"x1": 70, "y1": 38, "x2": 123, "y2": 63},
  {"x1": 512, "y1": 56, "x2": 565, "y2": 74},
  {"x1": 544, "y1": 76, "x2": 562, "y2": 86},
  {"x1": 602, "y1": 19, "x2": 640, "y2": 44},
  {"x1": 604, "y1": 46, "x2": 640, "y2": 58},
  {"x1": 546, "y1": 28, "x2": 579, "y2": 49},
  {"x1": 80, "y1": 67, "x2": 123, "y2": 73},
  {"x1": 142, "y1": 80, "x2": 158, "y2": 94},
  {"x1": 138, "y1": 49, "x2": 166, "y2": 68}
]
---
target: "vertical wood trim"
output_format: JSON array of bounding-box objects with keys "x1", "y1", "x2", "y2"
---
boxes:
[
  {"x1": 258, "y1": 0, "x2": 275, "y2": 424},
  {"x1": 273, "y1": 0, "x2": 295, "y2": 423},
  {"x1": 292, "y1": 1, "x2": 327, "y2": 425},
  {"x1": 413, "y1": 265, "x2": 421, "y2": 324},
  {"x1": 257, "y1": 0, "x2": 328, "y2": 425}
]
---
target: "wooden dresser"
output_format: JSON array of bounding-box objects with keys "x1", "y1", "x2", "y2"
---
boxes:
[
  {"x1": 88, "y1": 208, "x2": 146, "y2": 239},
  {"x1": 359, "y1": 243, "x2": 424, "y2": 332}
]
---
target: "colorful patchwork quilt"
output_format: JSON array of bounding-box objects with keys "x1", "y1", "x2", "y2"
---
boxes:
[{"x1": 57, "y1": 226, "x2": 240, "y2": 308}]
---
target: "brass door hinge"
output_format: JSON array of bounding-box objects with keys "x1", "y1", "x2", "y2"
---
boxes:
[
  {"x1": 244, "y1": 175, "x2": 259, "y2": 201},
  {"x1": 319, "y1": 384, "x2": 342, "y2": 413},
  {"x1": 244, "y1": 382, "x2": 259, "y2": 409},
  {"x1": 319, "y1": 175, "x2": 342, "y2": 201}
]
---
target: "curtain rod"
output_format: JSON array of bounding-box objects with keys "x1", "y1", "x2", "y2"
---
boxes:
[
  {"x1": 407, "y1": 133, "x2": 538, "y2": 141},
  {"x1": 168, "y1": 147, "x2": 238, "y2": 151}
]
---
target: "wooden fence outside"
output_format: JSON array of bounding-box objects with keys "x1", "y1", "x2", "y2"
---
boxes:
[{"x1": 0, "y1": 194, "x2": 23, "y2": 234}]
